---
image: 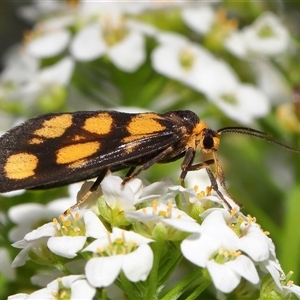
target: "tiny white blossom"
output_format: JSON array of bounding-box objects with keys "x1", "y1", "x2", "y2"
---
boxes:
[
  {"x1": 225, "y1": 12, "x2": 290, "y2": 58},
  {"x1": 205, "y1": 77, "x2": 270, "y2": 125},
  {"x1": 151, "y1": 32, "x2": 215, "y2": 90},
  {"x1": 127, "y1": 202, "x2": 201, "y2": 239},
  {"x1": 70, "y1": 15, "x2": 146, "y2": 72},
  {"x1": 8, "y1": 183, "x2": 78, "y2": 242},
  {"x1": 11, "y1": 210, "x2": 107, "y2": 266},
  {"x1": 47, "y1": 210, "x2": 107, "y2": 258},
  {"x1": 9, "y1": 275, "x2": 95, "y2": 300},
  {"x1": 0, "y1": 47, "x2": 39, "y2": 84},
  {"x1": 181, "y1": 210, "x2": 259, "y2": 293},
  {"x1": 83, "y1": 227, "x2": 153, "y2": 287},
  {"x1": 1, "y1": 56, "x2": 74, "y2": 110}
]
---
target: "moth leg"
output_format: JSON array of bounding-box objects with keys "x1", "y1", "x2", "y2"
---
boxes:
[
  {"x1": 122, "y1": 145, "x2": 175, "y2": 185},
  {"x1": 179, "y1": 147, "x2": 239, "y2": 209},
  {"x1": 125, "y1": 167, "x2": 136, "y2": 178},
  {"x1": 65, "y1": 167, "x2": 109, "y2": 214}
]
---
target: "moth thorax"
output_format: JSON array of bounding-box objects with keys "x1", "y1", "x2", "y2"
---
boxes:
[{"x1": 200, "y1": 128, "x2": 220, "y2": 153}]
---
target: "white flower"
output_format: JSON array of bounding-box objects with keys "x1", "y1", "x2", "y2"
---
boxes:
[
  {"x1": 127, "y1": 202, "x2": 201, "y2": 240},
  {"x1": 70, "y1": 15, "x2": 146, "y2": 72},
  {"x1": 1, "y1": 56, "x2": 74, "y2": 110},
  {"x1": 182, "y1": 5, "x2": 215, "y2": 35},
  {"x1": 8, "y1": 183, "x2": 79, "y2": 242},
  {"x1": 0, "y1": 46, "x2": 39, "y2": 84},
  {"x1": 151, "y1": 31, "x2": 269, "y2": 125},
  {"x1": 151, "y1": 32, "x2": 215, "y2": 89},
  {"x1": 9, "y1": 275, "x2": 95, "y2": 300},
  {"x1": 195, "y1": 57, "x2": 270, "y2": 125},
  {"x1": 83, "y1": 227, "x2": 153, "y2": 287},
  {"x1": 208, "y1": 82, "x2": 270, "y2": 125},
  {"x1": 225, "y1": 12, "x2": 290, "y2": 58},
  {"x1": 11, "y1": 210, "x2": 107, "y2": 266},
  {"x1": 47, "y1": 210, "x2": 107, "y2": 258},
  {"x1": 252, "y1": 59, "x2": 290, "y2": 104},
  {"x1": 181, "y1": 210, "x2": 259, "y2": 293}
]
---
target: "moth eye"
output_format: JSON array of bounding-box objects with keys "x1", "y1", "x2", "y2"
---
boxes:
[{"x1": 203, "y1": 136, "x2": 214, "y2": 149}]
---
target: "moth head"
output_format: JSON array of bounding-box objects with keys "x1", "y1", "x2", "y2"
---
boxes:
[{"x1": 199, "y1": 128, "x2": 220, "y2": 153}]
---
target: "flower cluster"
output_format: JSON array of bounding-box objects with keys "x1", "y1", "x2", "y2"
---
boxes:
[
  {"x1": 0, "y1": 2, "x2": 295, "y2": 125},
  {"x1": 7, "y1": 174, "x2": 300, "y2": 299}
]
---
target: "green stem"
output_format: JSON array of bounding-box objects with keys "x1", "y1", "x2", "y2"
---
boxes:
[
  {"x1": 161, "y1": 268, "x2": 210, "y2": 300},
  {"x1": 145, "y1": 240, "x2": 165, "y2": 299},
  {"x1": 119, "y1": 272, "x2": 140, "y2": 300}
]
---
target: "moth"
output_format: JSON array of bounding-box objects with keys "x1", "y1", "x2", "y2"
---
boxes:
[{"x1": 0, "y1": 110, "x2": 298, "y2": 210}]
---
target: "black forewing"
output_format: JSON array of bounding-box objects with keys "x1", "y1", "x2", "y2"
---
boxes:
[{"x1": 0, "y1": 110, "x2": 192, "y2": 191}]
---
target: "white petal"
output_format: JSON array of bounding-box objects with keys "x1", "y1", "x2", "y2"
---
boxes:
[
  {"x1": 84, "y1": 211, "x2": 107, "y2": 239},
  {"x1": 83, "y1": 236, "x2": 110, "y2": 253},
  {"x1": 112, "y1": 227, "x2": 153, "y2": 245},
  {"x1": 181, "y1": 232, "x2": 211, "y2": 267},
  {"x1": 8, "y1": 294, "x2": 28, "y2": 299},
  {"x1": 226, "y1": 255, "x2": 259, "y2": 284},
  {"x1": 151, "y1": 45, "x2": 184, "y2": 81},
  {"x1": 26, "y1": 29, "x2": 70, "y2": 58},
  {"x1": 23, "y1": 222, "x2": 56, "y2": 241},
  {"x1": 207, "y1": 261, "x2": 240, "y2": 293},
  {"x1": 162, "y1": 218, "x2": 201, "y2": 233},
  {"x1": 23, "y1": 288, "x2": 53, "y2": 299},
  {"x1": 156, "y1": 32, "x2": 189, "y2": 47},
  {"x1": 225, "y1": 31, "x2": 247, "y2": 58},
  {"x1": 71, "y1": 279, "x2": 96, "y2": 299},
  {"x1": 125, "y1": 178, "x2": 144, "y2": 202},
  {"x1": 70, "y1": 23, "x2": 105, "y2": 61},
  {"x1": 239, "y1": 225, "x2": 270, "y2": 262},
  {"x1": 47, "y1": 236, "x2": 86, "y2": 258},
  {"x1": 283, "y1": 284, "x2": 300, "y2": 298},
  {"x1": 182, "y1": 6, "x2": 215, "y2": 34},
  {"x1": 194, "y1": 59, "x2": 239, "y2": 97},
  {"x1": 8, "y1": 203, "x2": 48, "y2": 241},
  {"x1": 122, "y1": 244, "x2": 153, "y2": 282},
  {"x1": 109, "y1": 31, "x2": 145, "y2": 72},
  {"x1": 236, "y1": 84, "x2": 269, "y2": 116},
  {"x1": 11, "y1": 247, "x2": 31, "y2": 267},
  {"x1": 262, "y1": 259, "x2": 283, "y2": 290},
  {"x1": 101, "y1": 175, "x2": 135, "y2": 210},
  {"x1": 47, "y1": 275, "x2": 84, "y2": 290},
  {"x1": 85, "y1": 256, "x2": 123, "y2": 287},
  {"x1": 39, "y1": 56, "x2": 74, "y2": 86}
]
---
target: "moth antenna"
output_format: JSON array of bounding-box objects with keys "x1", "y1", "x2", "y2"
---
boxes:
[{"x1": 217, "y1": 127, "x2": 300, "y2": 153}]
